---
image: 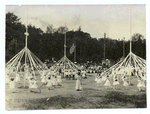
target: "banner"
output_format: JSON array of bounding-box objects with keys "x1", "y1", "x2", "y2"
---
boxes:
[{"x1": 70, "y1": 43, "x2": 75, "y2": 54}]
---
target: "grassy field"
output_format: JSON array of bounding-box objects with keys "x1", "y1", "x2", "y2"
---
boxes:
[{"x1": 5, "y1": 73, "x2": 146, "y2": 110}]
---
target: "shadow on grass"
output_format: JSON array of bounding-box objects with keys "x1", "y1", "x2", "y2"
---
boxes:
[
  {"x1": 22, "y1": 94, "x2": 87, "y2": 110},
  {"x1": 18, "y1": 86, "x2": 29, "y2": 89},
  {"x1": 8, "y1": 91, "x2": 146, "y2": 110},
  {"x1": 102, "y1": 91, "x2": 146, "y2": 108}
]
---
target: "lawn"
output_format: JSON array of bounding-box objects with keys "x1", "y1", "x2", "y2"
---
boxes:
[{"x1": 5, "y1": 73, "x2": 146, "y2": 110}]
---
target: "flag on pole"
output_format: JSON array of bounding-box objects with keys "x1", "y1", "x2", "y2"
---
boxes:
[{"x1": 70, "y1": 43, "x2": 76, "y2": 54}]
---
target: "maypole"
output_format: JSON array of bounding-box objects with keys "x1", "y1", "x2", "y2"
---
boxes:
[
  {"x1": 24, "y1": 9, "x2": 29, "y2": 87},
  {"x1": 64, "y1": 24, "x2": 67, "y2": 57},
  {"x1": 104, "y1": 33, "x2": 106, "y2": 61},
  {"x1": 129, "y1": 7, "x2": 132, "y2": 85},
  {"x1": 123, "y1": 37, "x2": 125, "y2": 58}
]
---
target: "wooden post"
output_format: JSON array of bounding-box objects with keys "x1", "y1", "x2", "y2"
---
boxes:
[
  {"x1": 123, "y1": 37, "x2": 125, "y2": 58},
  {"x1": 74, "y1": 38, "x2": 76, "y2": 62},
  {"x1": 64, "y1": 32, "x2": 66, "y2": 57},
  {"x1": 24, "y1": 9, "x2": 29, "y2": 87},
  {"x1": 129, "y1": 7, "x2": 132, "y2": 85},
  {"x1": 64, "y1": 24, "x2": 67, "y2": 57},
  {"x1": 104, "y1": 33, "x2": 106, "y2": 60}
]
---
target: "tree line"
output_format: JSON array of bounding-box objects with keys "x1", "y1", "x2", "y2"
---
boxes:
[{"x1": 6, "y1": 12, "x2": 146, "y2": 64}]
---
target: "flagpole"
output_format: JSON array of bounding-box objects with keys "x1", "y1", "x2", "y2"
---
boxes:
[
  {"x1": 64, "y1": 24, "x2": 67, "y2": 57},
  {"x1": 74, "y1": 38, "x2": 76, "y2": 62}
]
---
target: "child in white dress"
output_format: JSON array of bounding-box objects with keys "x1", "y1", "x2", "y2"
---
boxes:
[
  {"x1": 41, "y1": 73, "x2": 47, "y2": 84},
  {"x1": 10, "y1": 78, "x2": 15, "y2": 89},
  {"x1": 29, "y1": 78, "x2": 41, "y2": 93},
  {"x1": 51, "y1": 75, "x2": 57, "y2": 87},
  {"x1": 15, "y1": 72, "x2": 20, "y2": 83},
  {"x1": 6, "y1": 73, "x2": 10, "y2": 84},
  {"x1": 97, "y1": 76, "x2": 103, "y2": 86},
  {"x1": 137, "y1": 79, "x2": 145, "y2": 91},
  {"x1": 47, "y1": 76, "x2": 52, "y2": 90},
  {"x1": 82, "y1": 70, "x2": 87, "y2": 79},
  {"x1": 95, "y1": 76, "x2": 98, "y2": 82},
  {"x1": 104, "y1": 76, "x2": 111, "y2": 89},
  {"x1": 75, "y1": 71, "x2": 82, "y2": 91},
  {"x1": 123, "y1": 76, "x2": 129, "y2": 89},
  {"x1": 57, "y1": 73, "x2": 62, "y2": 86},
  {"x1": 113, "y1": 78, "x2": 120, "y2": 90}
]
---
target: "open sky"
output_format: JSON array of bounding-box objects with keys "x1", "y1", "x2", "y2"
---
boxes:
[{"x1": 6, "y1": 5, "x2": 146, "y2": 40}]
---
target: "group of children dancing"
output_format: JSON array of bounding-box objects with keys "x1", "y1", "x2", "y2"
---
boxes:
[
  {"x1": 95, "y1": 71, "x2": 146, "y2": 91},
  {"x1": 7, "y1": 68, "x2": 63, "y2": 93},
  {"x1": 6, "y1": 66, "x2": 146, "y2": 93}
]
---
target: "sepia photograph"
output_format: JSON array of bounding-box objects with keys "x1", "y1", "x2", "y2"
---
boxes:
[{"x1": 5, "y1": 4, "x2": 147, "y2": 110}]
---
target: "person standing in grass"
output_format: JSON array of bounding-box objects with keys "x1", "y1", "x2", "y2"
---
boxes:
[
  {"x1": 75, "y1": 71, "x2": 82, "y2": 91},
  {"x1": 15, "y1": 71, "x2": 20, "y2": 83},
  {"x1": 10, "y1": 77, "x2": 15, "y2": 91},
  {"x1": 123, "y1": 76, "x2": 129, "y2": 89},
  {"x1": 137, "y1": 79, "x2": 143, "y2": 91},
  {"x1": 47, "y1": 76, "x2": 52, "y2": 90},
  {"x1": 52, "y1": 75, "x2": 57, "y2": 88},
  {"x1": 104, "y1": 76, "x2": 111, "y2": 89},
  {"x1": 97, "y1": 76, "x2": 102, "y2": 86},
  {"x1": 6, "y1": 73, "x2": 10, "y2": 84},
  {"x1": 41, "y1": 73, "x2": 47, "y2": 85},
  {"x1": 82, "y1": 69, "x2": 87, "y2": 79},
  {"x1": 29, "y1": 77, "x2": 41, "y2": 93},
  {"x1": 137, "y1": 78, "x2": 145, "y2": 91},
  {"x1": 57, "y1": 72, "x2": 62, "y2": 87},
  {"x1": 113, "y1": 78, "x2": 119, "y2": 90}
]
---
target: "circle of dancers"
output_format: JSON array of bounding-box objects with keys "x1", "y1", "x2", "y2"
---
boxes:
[
  {"x1": 94, "y1": 69, "x2": 146, "y2": 91},
  {"x1": 6, "y1": 65, "x2": 146, "y2": 93},
  {"x1": 6, "y1": 65, "x2": 88, "y2": 93}
]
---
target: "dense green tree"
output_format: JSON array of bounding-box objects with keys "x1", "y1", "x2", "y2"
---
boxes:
[{"x1": 6, "y1": 12, "x2": 146, "y2": 64}]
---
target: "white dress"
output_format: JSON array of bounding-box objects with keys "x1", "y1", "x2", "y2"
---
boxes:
[
  {"x1": 113, "y1": 81, "x2": 120, "y2": 85},
  {"x1": 95, "y1": 77, "x2": 98, "y2": 82},
  {"x1": 47, "y1": 79, "x2": 52, "y2": 87},
  {"x1": 15, "y1": 73, "x2": 20, "y2": 82},
  {"x1": 57, "y1": 75, "x2": 62, "y2": 84},
  {"x1": 82, "y1": 71, "x2": 86, "y2": 78},
  {"x1": 75, "y1": 76, "x2": 82, "y2": 90},
  {"x1": 137, "y1": 81, "x2": 143, "y2": 88},
  {"x1": 123, "y1": 81, "x2": 129, "y2": 86},
  {"x1": 5, "y1": 75, "x2": 10, "y2": 83},
  {"x1": 30, "y1": 80, "x2": 38, "y2": 88},
  {"x1": 102, "y1": 76, "x2": 107, "y2": 82},
  {"x1": 10, "y1": 81, "x2": 15, "y2": 89},
  {"x1": 52, "y1": 77, "x2": 57, "y2": 86},
  {"x1": 41, "y1": 76, "x2": 47, "y2": 83},
  {"x1": 97, "y1": 78, "x2": 102, "y2": 84},
  {"x1": 104, "y1": 79, "x2": 111, "y2": 87},
  {"x1": 122, "y1": 76, "x2": 125, "y2": 82},
  {"x1": 75, "y1": 74, "x2": 78, "y2": 79}
]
